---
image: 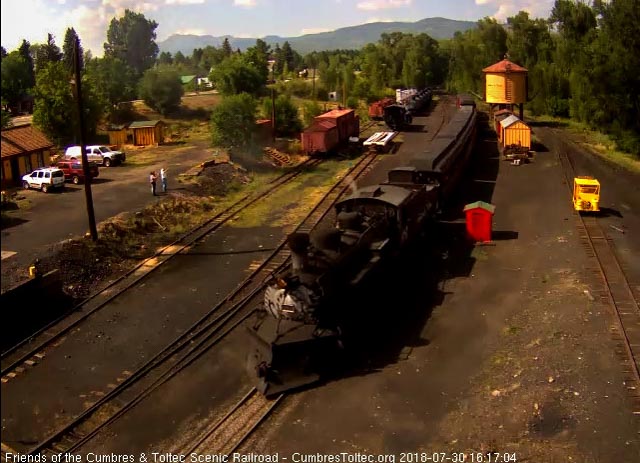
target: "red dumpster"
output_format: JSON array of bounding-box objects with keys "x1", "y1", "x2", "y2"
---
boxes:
[{"x1": 463, "y1": 201, "x2": 495, "y2": 243}]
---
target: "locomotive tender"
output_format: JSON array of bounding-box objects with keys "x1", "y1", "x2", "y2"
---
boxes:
[{"x1": 246, "y1": 96, "x2": 477, "y2": 396}]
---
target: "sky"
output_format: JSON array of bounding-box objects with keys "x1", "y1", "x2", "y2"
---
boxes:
[{"x1": 1, "y1": 0, "x2": 556, "y2": 57}]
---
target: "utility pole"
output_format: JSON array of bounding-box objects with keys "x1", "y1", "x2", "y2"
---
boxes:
[
  {"x1": 271, "y1": 88, "x2": 276, "y2": 142},
  {"x1": 312, "y1": 67, "x2": 316, "y2": 102},
  {"x1": 73, "y1": 36, "x2": 98, "y2": 241}
]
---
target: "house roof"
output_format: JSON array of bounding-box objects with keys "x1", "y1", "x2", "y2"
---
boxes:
[
  {"x1": 129, "y1": 120, "x2": 164, "y2": 128},
  {"x1": 1, "y1": 124, "x2": 54, "y2": 159},
  {"x1": 483, "y1": 59, "x2": 528, "y2": 73},
  {"x1": 180, "y1": 75, "x2": 197, "y2": 84},
  {"x1": 500, "y1": 114, "x2": 526, "y2": 129}
]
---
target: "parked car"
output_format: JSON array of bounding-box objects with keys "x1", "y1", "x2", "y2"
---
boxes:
[
  {"x1": 64, "y1": 145, "x2": 126, "y2": 167},
  {"x1": 22, "y1": 168, "x2": 66, "y2": 192},
  {"x1": 55, "y1": 161, "x2": 100, "y2": 184}
]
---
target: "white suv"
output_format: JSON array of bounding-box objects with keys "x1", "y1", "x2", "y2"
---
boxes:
[
  {"x1": 64, "y1": 145, "x2": 126, "y2": 167},
  {"x1": 22, "y1": 168, "x2": 66, "y2": 193}
]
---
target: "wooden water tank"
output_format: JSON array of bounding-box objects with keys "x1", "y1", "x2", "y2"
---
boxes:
[{"x1": 483, "y1": 59, "x2": 528, "y2": 105}]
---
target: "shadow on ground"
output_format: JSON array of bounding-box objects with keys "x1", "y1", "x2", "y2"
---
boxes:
[{"x1": 291, "y1": 111, "x2": 504, "y2": 388}]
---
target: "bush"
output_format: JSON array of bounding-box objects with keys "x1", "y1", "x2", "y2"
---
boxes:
[
  {"x1": 210, "y1": 93, "x2": 258, "y2": 148},
  {"x1": 301, "y1": 100, "x2": 322, "y2": 126},
  {"x1": 278, "y1": 79, "x2": 312, "y2": 98},
  {"x1": 613, "y1": 130, "x2": 640, "y2": 157},
  {"x1": 261, "y1": 94, "x2": 302, "y2": 137},
  {"x1": 315, "y1": 87, "x2": 329, "y2": 101},
  {"x1": 346, "y1": 96, "x2": 359, "y2": 110}
]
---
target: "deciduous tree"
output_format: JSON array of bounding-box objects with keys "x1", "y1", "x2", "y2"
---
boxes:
[
  {"x1": 104, "y1": 9, "x2": 159, "y2": 76},
  {"x1": 210, "y1": 93, "x2": 257, "y2": 148},
  {"x1": 138, "y1": 67, "x2": 184, "y2": 116}
]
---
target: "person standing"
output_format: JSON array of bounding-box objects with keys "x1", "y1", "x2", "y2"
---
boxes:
[
  {"x1": 150, "y1": 171, "x2": 157, "y2": 196},
  {"x1": 160, "y1": 167, "x2": 168, "y2": 193}
]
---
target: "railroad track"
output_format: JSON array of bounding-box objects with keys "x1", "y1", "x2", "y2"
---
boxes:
[
  {"x1": 24, "y1": 152, "x2": 380, "y2": 455},
  {"x1": 183, "y1": 388, "x2": 284, "y2": 455},
  {"x1": 1, "y1": 157, "x2": 323, "y2": 380},
  {"x1": 557, "y1": 148, "x2": 640, "y2": 414}
]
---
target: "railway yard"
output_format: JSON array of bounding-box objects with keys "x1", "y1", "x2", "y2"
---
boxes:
[{"x1": 2, "y1": 97, "x2": 639, "y2": 463}]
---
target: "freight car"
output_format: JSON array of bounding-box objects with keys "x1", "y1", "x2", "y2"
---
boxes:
[
  {"x1": 383, "y1": 88, "x2": 433, "y2": 131},
  {"x1": 247, "y1": 96, "x2": 476, "y2": 396},
  {"x1": 368, "y1": 97, "x2": 395, "y2": 120},
  {"x1": 301, "y1": 108, "x2": 360, "y2": 155}
]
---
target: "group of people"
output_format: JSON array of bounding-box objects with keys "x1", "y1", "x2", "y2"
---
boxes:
[{"x1": 149, "y1": 168, "x2": 167, "y2": 196}]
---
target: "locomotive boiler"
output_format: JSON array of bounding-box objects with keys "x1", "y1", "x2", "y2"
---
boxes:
[{"x1": 246, "y1": 96, "x2": 476, "y2": 396}]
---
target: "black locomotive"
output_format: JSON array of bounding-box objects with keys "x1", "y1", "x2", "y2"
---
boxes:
[
  {"x1": 383, "y1": 88, "x2": 433, "y2": 131},
  {"x1": 246, "y1": 96, "x2": 477, "y2": 396}
]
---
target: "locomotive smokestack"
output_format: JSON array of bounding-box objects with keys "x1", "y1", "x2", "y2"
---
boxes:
[{"x1": 287, "y1": 232, "x2": 310, "y2": 272}]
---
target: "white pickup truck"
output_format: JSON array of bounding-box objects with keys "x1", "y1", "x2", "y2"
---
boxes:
[{"x1": 64, "y1": 145, "x2": 126, "y2": 167}]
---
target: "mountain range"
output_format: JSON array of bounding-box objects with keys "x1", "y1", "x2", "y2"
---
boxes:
[{"x1": 158, "y1": 17, "x2": 477, "y2": 56}]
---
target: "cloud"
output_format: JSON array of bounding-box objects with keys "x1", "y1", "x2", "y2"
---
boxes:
[
  {"x1": 364, "y1": 17, "x2": 395, "y2": 23},
  {"x1": 300, "y1": 27, "x2": 332, "y2": 35},
  {"x1": 357, "y1": 0, "x2": 411, "y2": 11},
  {"x1": 165, "y1": 0, "x2": 206, "y2": 4},
  {"x1": 173, "y1": 28, "x2": 207, "y2": 35},
  {"x1": 233, "y1": 0, "x2": 257, "y2": 7},
  {"x1": 475, "y1": 0, "x2": 555, "y2": 21}
]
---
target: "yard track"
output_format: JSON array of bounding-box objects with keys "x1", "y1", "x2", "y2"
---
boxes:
[
  {"x1": 557, "y1": 148, "x2": 640, "y2": 415},
  {"x1": 183, "y1": 388, "x2": 284, "y2": 455},
  {"x1": 25, "y1": 151, "x2": 380, "y2": 455},
  {"x1": 1, "y1": 157, "x2": 322, "y2": 380}
]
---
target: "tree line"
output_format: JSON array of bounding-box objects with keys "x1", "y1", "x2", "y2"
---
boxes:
[
  {"x1": 447, "y1": 0, "x2": 639, "y2": 154},
  {"x1": 1, "y1": 1, "x2": 637, "y2": 155}
]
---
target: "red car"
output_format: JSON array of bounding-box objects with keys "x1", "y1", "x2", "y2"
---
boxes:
[{"x1": 55, "y1": 161, "x2": 100, "y2": 184}]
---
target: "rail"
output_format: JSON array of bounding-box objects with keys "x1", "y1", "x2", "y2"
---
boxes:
[
  {"x1": 1, "y1": 158, "x2": 323, "y2": 378},
  {"x1": 26, "y1": 152, "x2": 380, "y2": 455},
  {"x1": 557, "y1": 147, "x2": 640, "y2": 412}
]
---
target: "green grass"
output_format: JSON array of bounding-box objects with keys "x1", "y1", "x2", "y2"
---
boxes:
[
  {"x1": 229, "y1": 159, "x2": 354, "y2": 228},
  {"x1": 527, "y1": 113, "x2": 640, "y2": 173}
]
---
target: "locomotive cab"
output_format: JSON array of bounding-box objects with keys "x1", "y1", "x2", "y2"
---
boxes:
[{"x1": 573, "y1": 176, "x2": 600, "y2": 212}]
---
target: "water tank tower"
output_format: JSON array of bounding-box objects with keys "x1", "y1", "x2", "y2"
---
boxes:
[{"x1": 483, "y1": 59, "x2": 528, "y2": 119}]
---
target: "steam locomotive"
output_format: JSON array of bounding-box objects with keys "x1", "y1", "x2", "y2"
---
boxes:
[
  {"x1": 246, "y1": 96, "x2": 477, "y2": 396},
  {"x1": 382, "y1": 88, "x2": 433, "y2": 131}
]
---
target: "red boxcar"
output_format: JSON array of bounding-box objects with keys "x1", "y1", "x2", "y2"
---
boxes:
[
  {"x1": 315, "y1": 109, "x2": 358, "y2": 143},
  {"x1": 301, "y1": 108, "x2": 360, "y2": 154},
  {"x1": 301, "y1": 120, "x2": 339, "y2": 154}
]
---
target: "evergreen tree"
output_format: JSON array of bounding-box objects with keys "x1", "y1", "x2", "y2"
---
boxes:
[
  {"x1": 222, "y1": 38, "x2": 233, "y2": 58},
  {"x1": 18, "y1": 39, "x2": 35, "y2": 88},
  {"x1": 63, "y1": 28, "x2": 82, "y2": 74}
]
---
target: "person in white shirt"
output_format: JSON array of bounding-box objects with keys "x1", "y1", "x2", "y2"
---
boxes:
[{"x1": 160, "y1": 168, "x2": 168, "y2": 193}]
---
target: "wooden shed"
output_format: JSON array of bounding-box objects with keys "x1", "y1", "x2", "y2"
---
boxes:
[
  {"x1": 107, "y1": 124, "x2": 129, "y2": 147},
  {"x1": 499, "y1": 115, "x2": 531, "y2": 151},
  {"x1": 129, "y1": 120, "x2": 166, "y2": 146}
]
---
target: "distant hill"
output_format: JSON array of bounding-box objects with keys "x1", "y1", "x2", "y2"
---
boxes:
[{"x1": 158, "y1": 17, "x2": 477, "y2": 56}]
